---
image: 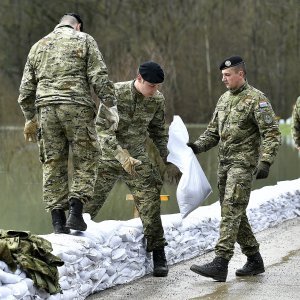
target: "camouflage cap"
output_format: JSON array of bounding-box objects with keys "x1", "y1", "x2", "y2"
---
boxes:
[
  {"x1": 219, "y1": 55, "x2": 244, "y2": 70},
  {"x1": 139, "y1": 61, "x2": 164, "y2": 84}
]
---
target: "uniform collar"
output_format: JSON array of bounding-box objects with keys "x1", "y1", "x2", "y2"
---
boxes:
[
  {"x1": 55, "y1": 24, "x2": 75, "y2": 30},
  {"x1": 131, "y1": 80, "x2": 144, "y2": 100},
  {"x1": 230, "y1": 81, "x2": 248, "y2": 95}
]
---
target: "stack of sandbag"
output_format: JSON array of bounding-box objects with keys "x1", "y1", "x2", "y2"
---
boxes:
[
  {"x1": 247, "y1": 179, "x2": 300, "y2": 232},
  {"x1": 44, "y1": 218, "x2": 150, "y2": 299},
  {"x1": 0, "y1": 261, "x2": 35, "y2": 299},
  {"x1": 0, "y1": 178, "x2": 299, "y2": 299}
]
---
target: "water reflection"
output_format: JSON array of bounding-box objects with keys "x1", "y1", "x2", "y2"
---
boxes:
[{"x1": 1, "y1": 126, "x2": 299, "y2": 234}]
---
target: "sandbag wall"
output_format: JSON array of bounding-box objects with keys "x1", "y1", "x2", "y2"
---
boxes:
[{"x1": 0, "y1": 178, "x2": 299, "y2": 299}]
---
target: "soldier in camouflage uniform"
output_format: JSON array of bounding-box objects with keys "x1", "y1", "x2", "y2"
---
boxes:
[
  {"x1": 188, "y1": 56, "x2": 281, "y2": 282},
  {"x1": 85, "y1": 61, "x2": 181, "y2": 277},
  {"x1": 18, "y1": 13, "x2": 118, "y2": 234},
  {"x1": 292, "y1": 96, "x2": 300, "y2": 150}
]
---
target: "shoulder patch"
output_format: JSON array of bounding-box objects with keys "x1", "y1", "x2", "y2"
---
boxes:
[
  {"x1": 259, "y1": 101, "x2": 268, "y2": 108},
  {"x1": 264, "y1": 114, "x2": 273, "y2": 124}
]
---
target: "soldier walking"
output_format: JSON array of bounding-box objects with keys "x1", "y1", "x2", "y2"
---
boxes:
[
  {"x1": 187, "y1": 56, "x2": 281, "y2": 282},
  {"x1": 18, "y1": 13, "x2": 118, "y2": 234},
  {"x1": 85, "y1": 61, "x2": 181, "y2": 277}
]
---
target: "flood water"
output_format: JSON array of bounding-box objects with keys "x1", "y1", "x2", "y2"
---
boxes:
[{"x1": 1, "y1": 126, "x2": 299, "y2": 235}]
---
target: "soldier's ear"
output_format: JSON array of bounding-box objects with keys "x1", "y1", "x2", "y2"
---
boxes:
[
  {"x1": 75, "y1": 23, "x2": 81, "y2": 32},
  {"x1": 136, "y1": 74, "x2": 143, "y2": 82},
  {"x1": 238, "y1": 70, "x2": 245, "y2": 78}
]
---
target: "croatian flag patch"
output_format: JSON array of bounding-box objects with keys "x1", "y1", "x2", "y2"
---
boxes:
[{"x1": 259, "y1": 101, "x2": 268, "y2": 108}]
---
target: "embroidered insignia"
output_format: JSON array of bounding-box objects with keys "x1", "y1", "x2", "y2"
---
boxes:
[
  {"x1": 225, "y1": 60, "x2": 231, "y2": 67},
  {"x1": 264, "y1": 114, "x2": 273, "y2": 124}
]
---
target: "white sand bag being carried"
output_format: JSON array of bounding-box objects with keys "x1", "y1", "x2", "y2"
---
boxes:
[{"x1": 167, "y1": 115, "x2": 212, "y2": 217}]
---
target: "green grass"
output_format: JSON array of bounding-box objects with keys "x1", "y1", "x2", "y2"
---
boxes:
[{"x1": 279, "y1": 123, "x2": 291, "y2": 136}]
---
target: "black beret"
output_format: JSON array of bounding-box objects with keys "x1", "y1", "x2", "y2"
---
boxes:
[
  {"x1": 139, "y1": 61, "x2": 164, "y2": 84},
  {"x1": 219, "y1": 55, "x2": 244, "y2": 70},
  {"x1": 64, "y1": 13, "x2": 84, "y2": 32}
]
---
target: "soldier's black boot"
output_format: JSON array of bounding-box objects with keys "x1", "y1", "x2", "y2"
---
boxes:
[
  {"x1": 236, "y1": 252, "x2": 265, "y2": 276},
  {"x1": 190, "y1": 256, "x2": 229, "y2": 282},
  {"x1": 51, "y1": 209, "x2": 70, "y2": 234},
  {"x1": 65, "y1": 198, "x2": 87, "y2": 231},
  {"x1": 153, "y1": 248, "x2": 169, "y2": 277}
]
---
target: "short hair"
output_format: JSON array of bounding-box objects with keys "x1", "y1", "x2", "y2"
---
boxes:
[
  {"x1": 232, "y1": 63, "x2": 247, "y2": 76},
  {"x1": 60, "y1": 13, "x2": 83, "y2": 31}
]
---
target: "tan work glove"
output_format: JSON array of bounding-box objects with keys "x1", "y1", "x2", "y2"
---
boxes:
[
  {"x1": 100, "y1": 104, "x2": 119, "y2": 131},
  {"x1": 114, "y1": 146, "x2": 142, "y2": 176},
  {"x1": 164, "y1": 162, "x2": 181, "y2": 185},
  {"x1": 24, "y1": 117, "x2": 38, "y2": 142}
]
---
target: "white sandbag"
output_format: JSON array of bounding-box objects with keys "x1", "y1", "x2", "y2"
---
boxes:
[
  {"x1": 111, "y1": 248, "x2": 126, "y2": 261},
  {"x1": 0, "y1": 261, "x2": 10, "y2": 272},
  {"x1": 167, "y1": 115, "x2": 212, "y2": 217},
  {"x1": 78, "y1": 257, "x2": 94, "y2": 270},
  {"x1": 86, "y1": 248, "x2": 103, "y2": 262},
  {"x1": 108, "y1": 236, "x2": 122, "y2": 249},
  {"x1": 78, "y1": 279, "x2": 93, "y2": 296},
  {"x1": 86, "y1": 220, "x2": 123, "y2": 243},
  {"x1": 0, "y1": 269, "x2": 22, "y2": 284},
  {"x1": 90, "y1": 268, "x2": 107, "y2": 281},
  {"x1": 118, "y1": 227, "x2": 142, "y2": 242},
  {"x1": 59, "y1": 252, "x2": 82, "y2": 264},
  {"x1": 0, "y1": 285, "x2": 13, "y2": 298},
  {"x1": 6, "y1": 280, "x2": 30, "y2": 298},
  {"x1": 59, "y1": 276, "x2": 71, "y2": 290}
]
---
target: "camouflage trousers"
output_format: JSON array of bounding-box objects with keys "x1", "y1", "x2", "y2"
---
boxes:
[
  {"x1": 37, "y1": 104, "x2": 100, "y2": 212},
  {"x1": 215, "y1": 163, "x2": 259, "y2": 261},
  {"x1": 85, "y1": 157, "x2": 166, "y2": 252}
]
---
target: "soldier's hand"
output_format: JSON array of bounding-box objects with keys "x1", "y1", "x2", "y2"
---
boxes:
[
  {"x1": 115, "y1": 146, "x2": 141, "y2": 176},
  {"x1": 187, "y1": 142, "x2": 199, "y2": 154},
  {"x1": 164, "y1": 162, "x2": 181, "y2": 185},
  {"x1": 256, "y1": 161, "x2": 270, "y2": 179},
  {"x1": 24, "y1": 117, "x2": 38, "y2": 143},
  {"x1": 122, "y1": 155, "x2": 142, "y2": 176}
]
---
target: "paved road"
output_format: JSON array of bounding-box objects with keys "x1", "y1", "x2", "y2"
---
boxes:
[{"x1": 87, "y1": 217, "x2": 300, "y2": 300}]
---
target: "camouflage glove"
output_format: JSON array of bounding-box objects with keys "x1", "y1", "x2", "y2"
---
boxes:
[
  {"x1": 114, "y1": 146, "x2": 142, "y2": 176},
  {"x1": 256, "y1": 161, "x2": 270, "y2": 179},
  {"x1": 24, "y1": 117, "x2": 38, "y2": 143},
  {"x1": 187, "y1": 142, "x2": 199, "y2": 154},
  {"x1": 164, "y1": 162, "x2": 181, "y2": 185}
]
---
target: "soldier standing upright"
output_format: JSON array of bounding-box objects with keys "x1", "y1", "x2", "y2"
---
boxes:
[
  {"x1": 187, "y1": 56, "x2": 281, "y2": 282},
  {"x1": 85, "y1": 61, "x2": 181, "y2": 277},
  {"x1": 18, "y1": 13, "x2": 118, "y2": 234},
  {"x1": 292, "y1": 96, "x2": 300, "y2": 150}
]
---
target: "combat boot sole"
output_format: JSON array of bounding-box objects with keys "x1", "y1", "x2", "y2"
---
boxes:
[
  {"x1": 236, "y1": 267, "x2": 265, "y2": 276},
  {"x1": 190, "y1": 264, "x2": 227, "y2": 282}
]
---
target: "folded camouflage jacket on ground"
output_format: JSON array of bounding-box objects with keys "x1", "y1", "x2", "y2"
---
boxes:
[{"x1": 0, "y1": 229, "x2": 63, "y2": 294}]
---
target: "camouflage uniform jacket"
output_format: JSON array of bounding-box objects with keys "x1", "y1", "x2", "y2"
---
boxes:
[
  {"x1": 0, "y1": 229, "x2": 63, "y2": 294},
  {"x1": 18, "y1": 25, "x2": 116, "y2": 121},
  {"x1": 292, "y1": 96, "x2": 300, "y2": 147},
  {"x1": 194, "y1": 82, "x2": 281, "y2": 167},
  {"x1": 97, "y1": 80, "x2": 168, "y2": 161}
]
